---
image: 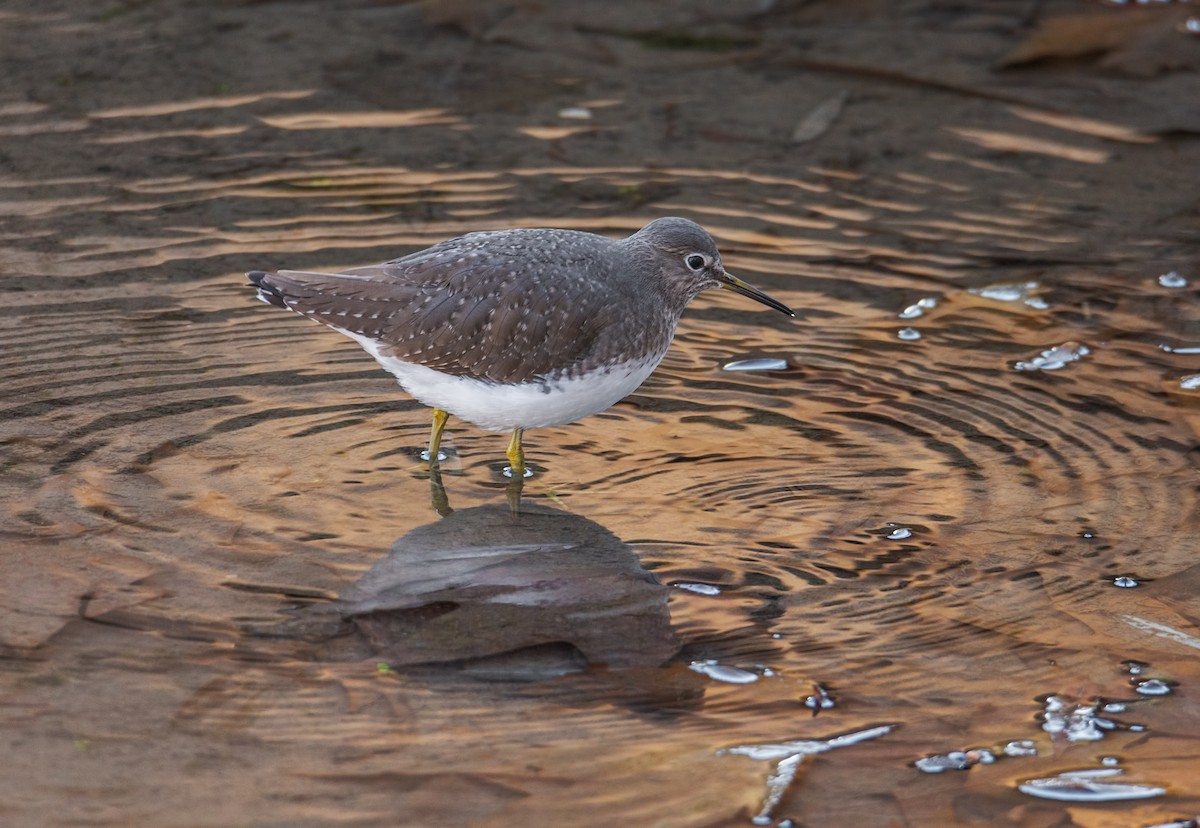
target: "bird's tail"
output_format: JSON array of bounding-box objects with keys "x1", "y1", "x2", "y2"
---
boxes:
[{"x1": 247, "y1": 270, "x2": 288, "y2": 309}]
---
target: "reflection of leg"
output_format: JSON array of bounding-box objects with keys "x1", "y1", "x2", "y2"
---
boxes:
[
  {"x1": 429, "y1": 467, "x2": 452, "y2": 517},
  {"x1": 505, "y1": 427, "x2": 525, "y2": 478},
  {"x1": 427, "y1": 408, "x2": 450, "y2": 468},
  {"x1": 505, "y1": 473, "x2": 524, "y2": 516}
]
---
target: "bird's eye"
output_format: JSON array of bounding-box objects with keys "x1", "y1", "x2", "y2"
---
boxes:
[{"x1": 685, "y1": 254, "x2": 706, "y2": 271}]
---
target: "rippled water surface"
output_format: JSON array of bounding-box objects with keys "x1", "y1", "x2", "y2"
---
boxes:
[{"x1": 4, "y1": 40, "x2": 1200, "y2": 828}]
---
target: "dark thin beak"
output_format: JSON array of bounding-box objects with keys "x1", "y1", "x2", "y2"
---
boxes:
[{"x1": 717, "y1": 270, "x2": 795, "y2": 317}]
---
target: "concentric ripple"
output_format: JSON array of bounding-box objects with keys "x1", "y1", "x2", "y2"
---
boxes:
[{"x1": 2, "y1": 98, "x2": 1199, "y2": 826}]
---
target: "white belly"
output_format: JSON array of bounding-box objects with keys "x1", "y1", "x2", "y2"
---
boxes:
[{"x1": 341, "y1": 331, "x2": 662, "y2": 431}]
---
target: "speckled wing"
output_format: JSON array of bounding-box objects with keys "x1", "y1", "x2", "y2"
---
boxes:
[{"x1": 249, "y1": 233, "x2": 624, "y2": 384}]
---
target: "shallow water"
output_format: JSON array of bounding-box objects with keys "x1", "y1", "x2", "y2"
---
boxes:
[{"x1": 3, "y1": 99, "x2": 1200, "y2": 826}]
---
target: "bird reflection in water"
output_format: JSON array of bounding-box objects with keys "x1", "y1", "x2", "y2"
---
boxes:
[
  {"x1": 336, "y1": 499, "x2": 681, "y2": 682},
  {"x1": 418, "y1": 458, "x2": 533, "y2": 516}
]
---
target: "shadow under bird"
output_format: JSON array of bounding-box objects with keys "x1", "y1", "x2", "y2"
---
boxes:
[{"x1": 247, "y1": 217, "x2": 794, "y2": 476}]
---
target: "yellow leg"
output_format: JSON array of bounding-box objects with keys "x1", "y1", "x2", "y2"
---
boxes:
[
  {"x1": 427, "y1": 408, "x2": 450, "y2": 468},
  {"x1": 505, "y1": 427, "x2": 526, "y2": 478}
]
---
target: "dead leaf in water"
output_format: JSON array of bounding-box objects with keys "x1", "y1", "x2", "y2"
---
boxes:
[
  {"x1": 1001, "y1": 8, "x2": 1200, "y2": 77},
  {"x1": 791, "y1": 90, "x2": 848, "y2": 144}
]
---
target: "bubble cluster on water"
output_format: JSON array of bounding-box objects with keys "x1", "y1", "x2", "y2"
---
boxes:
[
  {"x1": 897, "y1": 297, "x2": 938, "y2": 319},
  {"x1": 1158, "y1": 271, "x2": 1189, "y2": 289},
  {"x1": 802, "y1": 683, "x2": 835, "y2": 714},
  {"x1": 910, "y1": 663, "x2": 1179, "y2": 799},
  {"x1": 1041, "y1": 695, "x2": 1121, "y2": 741},
  {"x1": 671, "y1": 582, "x2": 722, "y2": 596},
  {"x1": 689, "y1": 659, "x2": 760, "y2": 684},
  {"x1": 1113, "y1": 575, "x2": 1140, "y2": 588},
  {"x1": 1038, "y1": 692, "x2": 1149, "y2": 740},
  {"x1": 720, "y1": 725, "x2": 896, "y2": 826},
  {"x1": 1013, "y1": 342, "x2": 1090, "y2": 372},
  {"x1": 1121, "y1": 661, "x2": 1176, "y2": 695},
  {"x1": 915, "y1": 748, "x2": 996, "y2": 774},
  {"x1": 719, "y1": 724, "x2": 896, "y2": 762},
  {"x1": 722, "y1": 358, "x2": 790, "y2": 372},
  {"x1": 897, "y1": 327, "x2": 921, "y2": 341},
  {"x1": 1018, "y1": 767, "x2": 1166, "y2": 802},
  {"x1": 1035, "y1": 660, "x2": 1178, "y2": 748},
  {"x1": 970, "y1": 281, "x2": 1048, "y2": 309},
  {"x1": 914, "y1": 735, "x2": 1043, "y2": 775},
  {"x1": 1134, "y1": 678, "x2": 1173, "y2": 696},
  {"x1": 886, "y1": 526, "x2": 913, "y2": 540},
  {"x1": 1003, "y1": 740, "x2": 1038, "y2": 757},
  {"x1": 914, "y1": 752, "x2": 970, "y2": 773}
]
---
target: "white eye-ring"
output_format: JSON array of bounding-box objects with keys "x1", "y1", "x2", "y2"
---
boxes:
[{"x1": 685, "y1": 253, "x2": 707, "y2": 271}]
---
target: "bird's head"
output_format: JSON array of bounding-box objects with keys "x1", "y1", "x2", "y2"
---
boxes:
[{"x1": 632, "y1": 217, "x2": 794, "y2": 317}]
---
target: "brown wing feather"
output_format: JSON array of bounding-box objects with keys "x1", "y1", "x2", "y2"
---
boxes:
[{"x1": 253, "y1": 262, "x2": 614, "y2": 384}]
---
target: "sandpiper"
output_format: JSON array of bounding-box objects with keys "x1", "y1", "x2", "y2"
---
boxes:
[{"x1": 248, "y1": 217, "x2": 793, "y2": 476}]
